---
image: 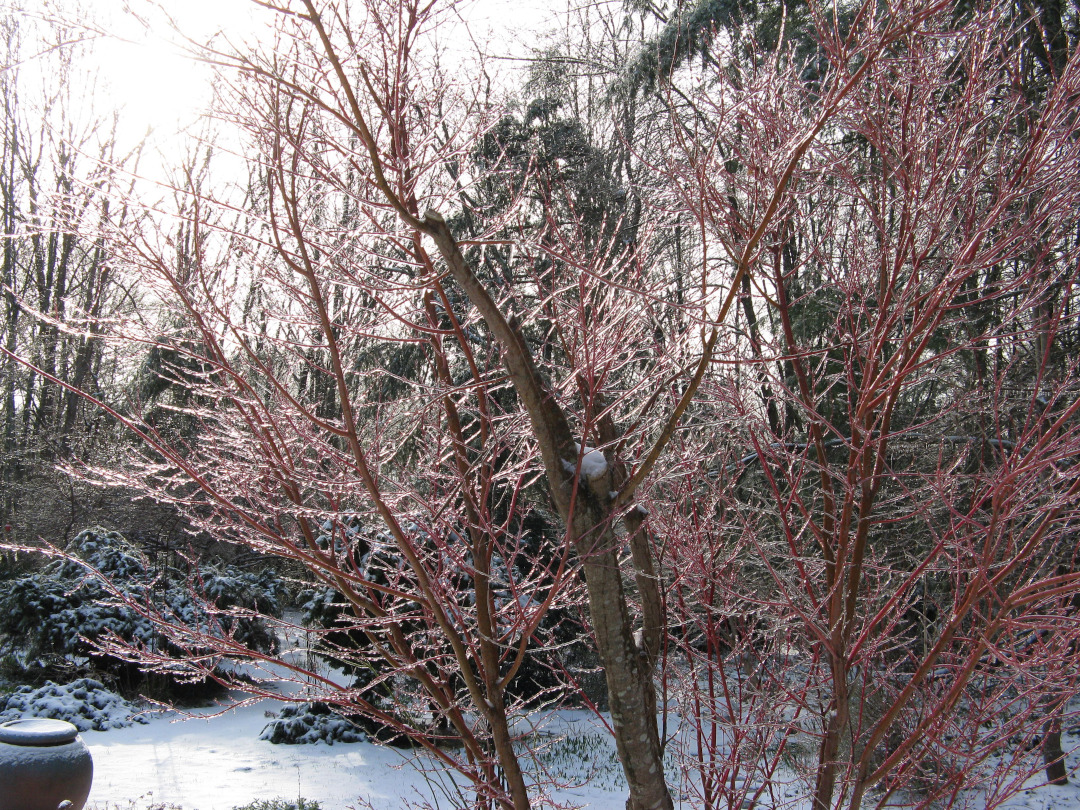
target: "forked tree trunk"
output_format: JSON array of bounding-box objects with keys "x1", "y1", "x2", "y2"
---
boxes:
[{"x1": 423, "y1": 211, "x2": 675, "y2": 810}]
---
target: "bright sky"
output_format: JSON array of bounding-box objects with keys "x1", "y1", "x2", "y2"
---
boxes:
[
  {"x1": 96, "y1": 0, "x2": 260, "y2": 128},
  {"x1": 59, "y1": 0, "x2": 552, "y2": 159},
  {"x1": 2, "y1": 0, "x2": 561, "y2": 194},
  {"x1": 1, "y1": 0, "x2": 271, "y2": 183},
  {"x1": 85, "y1": 0, "x2": 275, "y2": 163}
]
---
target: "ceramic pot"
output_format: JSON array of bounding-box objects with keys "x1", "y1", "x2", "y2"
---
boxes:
[{"x1": 0, "y1": 718, "x2": 94, "y2": 810}]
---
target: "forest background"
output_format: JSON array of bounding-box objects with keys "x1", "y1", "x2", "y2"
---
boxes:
[{"x1": 2, "y1": 0, "x2": 1080, "y2": 809}]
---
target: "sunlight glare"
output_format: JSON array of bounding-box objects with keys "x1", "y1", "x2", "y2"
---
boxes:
[{"x1": 89, "y1": 0, "x2": 269, "y2": 155}]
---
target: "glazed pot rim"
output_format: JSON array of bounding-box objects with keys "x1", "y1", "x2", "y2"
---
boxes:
[{"x1": 0, "y1": 718, "x2": 80, "y2": 746}]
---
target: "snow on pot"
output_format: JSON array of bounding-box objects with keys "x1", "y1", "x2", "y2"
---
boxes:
[{"x1": 0, "y1": 718, "x2": 94, "y2": 810}]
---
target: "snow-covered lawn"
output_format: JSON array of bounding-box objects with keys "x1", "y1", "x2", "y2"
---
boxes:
[
  {"x1": 82, "y1": 695, "x2": 627, "y2": 810},
  {"x1": 85, "y1": 693, "x2": 457, "y2": 810},
  {"x1": 77, "y1": 691, "x2": 1080, "y2": 810}
]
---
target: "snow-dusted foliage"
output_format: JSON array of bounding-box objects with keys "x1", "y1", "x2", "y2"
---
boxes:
[
  {"x1": 259, "y1": 701, "x2": 365, "y2": 745},
  {"x1": 195, "y1": 566, "x2": 285, "y2": 653},
  {"x1": 300, "y1": 517, "x2": 565, "y2": 709},
  {"x1": 0, "y1": 529, "x2": 159, "y2": 656},
  {"x1": 0, "y1": 528, "x2": 283, "y2": 676},
  {"x1": 0, "y1": 678, "x2": 148, "y2": 731}
]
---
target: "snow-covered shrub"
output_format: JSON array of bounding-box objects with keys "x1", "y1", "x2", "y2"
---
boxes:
[
  {"x1": 0, "y1": 677, "x2": 147, "y2": 731},
  {"x1": 298, "y1": 525, "x2": 411, "y2": 718},
  {"x1": 0, "y1": 528, "x2": 284, "y2": 688},
  {"x1": 57, "y1": 528, "x2": 146, "y2": 580},
  {"x1": 0, "y1": 532, "x2": 158, "y2": 657},
  {"x1": 193, "y1": 564, "x2": 285, "y2": 653},
  {"x1": 259, "y1": 701, "x2": 365, "y2": 745},
  {"x1": 232, "y1": 800, "x2": 321, "y2": 810},
  {"x1": 300, "y1": 516, "x2": 571, "y2": 714},
  {"x1": 202, "y1": 566, "x2": 284, "y2": 616}
]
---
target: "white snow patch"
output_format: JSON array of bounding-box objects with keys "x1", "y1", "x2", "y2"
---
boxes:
[
  {"x1": 564, "y1": 442, "x2": 607, "y2": 478},
  {"x1": 74, "y1": 619, "x2": 625, "y2": 810},
  {"x1": 63, "y1": 619, "x2": 1080, "y2": 810},
  {"x1": 76, "y1": 696, "x2": 1080, "y2": 810},
  {"x1": 81, "y1": 693, "x2": 632, "y2": 810}
]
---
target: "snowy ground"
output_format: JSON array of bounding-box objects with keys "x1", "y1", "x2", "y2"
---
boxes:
[
  {"x1": 82, "y1": 701, "x2": 647, "y2": 810},
  {"x1": 79, "y1": 630, "x2": 628, "y2": 810},
  {"x1": 84, "y1": 692, "x2": 462, "y2": 810},
  {"x1": 78, "y1": 690, "x2": 1080, "y2": 810}
]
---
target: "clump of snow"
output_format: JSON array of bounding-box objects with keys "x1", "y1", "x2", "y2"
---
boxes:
[
  {"x1": 0, "y1": 678, "x2": 147, "y2": 731},
  {"x1": 562, "y1": 443, "x2": 608, "y2": 478},
  {"x1": 259, "y1": 701, "x2": 365, "y2": 745}
]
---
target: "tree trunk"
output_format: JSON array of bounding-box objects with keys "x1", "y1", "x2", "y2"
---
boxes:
[
  {"x1": 1043, "y1": 713, "x2": 1069, "y2": 786},
  {"x1": 575, "y1": 518, "x2": 672, "y2": 810}
]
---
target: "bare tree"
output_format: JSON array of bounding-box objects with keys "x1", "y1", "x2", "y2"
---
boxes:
[
  {"x1": 0, "y1": 6, "x2": 140, "y2": 538},
  {"x1": 655, "y1": 3, "x2": 1080, "y2": 807}
]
